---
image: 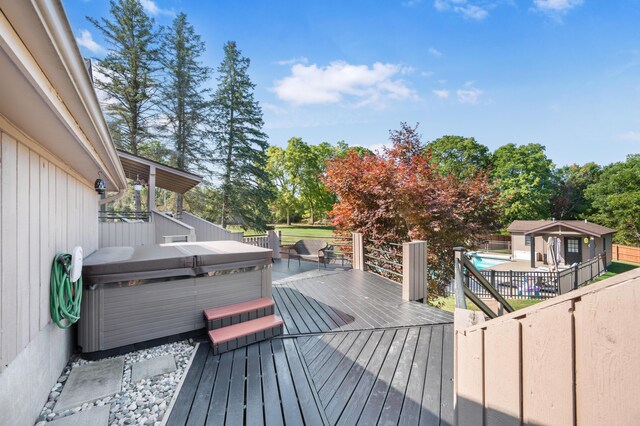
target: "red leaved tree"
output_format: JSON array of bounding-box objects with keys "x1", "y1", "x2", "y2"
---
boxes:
[{"x1": 323, "y1": 123, "x2": 500, "y2": 300}]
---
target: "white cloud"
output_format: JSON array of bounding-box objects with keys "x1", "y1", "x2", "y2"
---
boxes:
[
  {"x1": 275, "y1": 57, "x2": 309, "y2": 66},
  {"x1": 434, "y1": 0, "x2": 490, "y2": 20},
  {"x1": 531, "y1": 0, "x2": 583, "y2": 20},
  {"x1": 75, "y1": 29, "x2": 106, "y2": 55},
  {"x1": 140, "y1": 0, "x2": 175, "y2": 17},
  {"x1": 428, "y1": 47, "x2": 443, "y2": 57},
  {"x1": 457, "y1": 87, "x2": 483, "y2": 104},
  {"x1": 617, "y1": 131, "x2": 640, "y2": 142},
  {"x1": 403, "y1": 0, "x2": 424, "y2": 7},
  {"x1": 421, "y1": 71, "x2": 434, "y2": 77},
  {"x1": 533, "y1": 0, "x2": 583, "y2": 12},
  {"x1": 458, "y1": 4, "x2": 489, "y2": 19},
  {"x1": 433, "y1": 89, "x2": 450, "y2": 98},
  {"x1": 272, "y1": 60, "x2": 415, "y2": 107}
]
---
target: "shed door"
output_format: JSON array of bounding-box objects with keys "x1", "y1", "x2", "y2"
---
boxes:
[{"x1": 564, "y1": 237, "x2": 582, "y2": 264}]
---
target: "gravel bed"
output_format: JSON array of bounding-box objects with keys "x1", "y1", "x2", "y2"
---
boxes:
[{"x1": 35, "y1": 340, "x2": 196, "y2": 426}]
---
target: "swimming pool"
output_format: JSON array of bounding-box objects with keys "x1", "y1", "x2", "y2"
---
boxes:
[{"x1": 469, "y1": 254, "x2": 508, "y2": 270}]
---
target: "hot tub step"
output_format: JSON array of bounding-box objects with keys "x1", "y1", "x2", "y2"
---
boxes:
[
  {"x1": 208, "y1": 315, "x2": 284, "y2": 355},
  {"x1": 204, "y1": 297, "x2": 275, "y2": 330}
]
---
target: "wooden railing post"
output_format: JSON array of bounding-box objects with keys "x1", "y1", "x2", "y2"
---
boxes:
[
  {"x1": 454, "y1": 247, "x2": 467, "y2": 309},
  {"x1": 402, "y1": 240, "x2": 427, "y2": 301},
  {"x1": 267, "y1": 230, "x2": 281, "y2": 259},
  {"x1": 352, "y1": 232, "x2": 365, "y2": 271}
]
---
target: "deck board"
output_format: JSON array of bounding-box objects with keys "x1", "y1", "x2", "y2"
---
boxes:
[
  {"x1": 273, "y1": 269, "x2": 452, "y2": 335},
  {"x1": 168, "y1": 266, "x2": 454, "y2": 426}
]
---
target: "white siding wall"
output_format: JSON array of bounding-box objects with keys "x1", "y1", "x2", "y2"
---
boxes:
[
  {"x1": 0, "y1": 127, "x2": 99, "y2": 425},
  {"x1": 99, "y1": 221, "x2": 155, "y2": 248}
]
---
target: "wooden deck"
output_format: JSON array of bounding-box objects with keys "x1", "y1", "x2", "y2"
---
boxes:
[{"x1": 168, "y1": 268, "x2": 454, "y2": 426}]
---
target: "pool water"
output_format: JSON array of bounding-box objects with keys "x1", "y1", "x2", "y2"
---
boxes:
[{"x1": 469, "y1": 255, "x2": 507, "y2": 270}]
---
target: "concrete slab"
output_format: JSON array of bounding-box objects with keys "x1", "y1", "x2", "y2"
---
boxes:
[
  {"x1": 55, "y1": 357, "x2": 123, "y2": 412},
  {"x1": 131, "y1": 354, "x2": 176, "y2": 382},
  {"x1": 47, "y1": 405, "x2": 110, "y2": 426}
]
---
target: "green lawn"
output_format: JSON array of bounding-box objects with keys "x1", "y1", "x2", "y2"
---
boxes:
[
  {"x1": 274, "y1": 224, "x2": 337, "y2": 245},
  {"x1": 590, "y1": 260, "x2": 638, "y2": 283},
  {"x1": 228, "y1": 223, "x2": 338, "y2": 245}
]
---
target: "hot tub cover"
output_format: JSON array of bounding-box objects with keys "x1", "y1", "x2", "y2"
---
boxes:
[{"x1": 83, "y1": 241, "x2": 272, "y2": 285}]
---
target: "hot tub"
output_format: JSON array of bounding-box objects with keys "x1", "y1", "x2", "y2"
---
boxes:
[{"x1": 78, "y1": 241, "x2": 272, "y2": 355}]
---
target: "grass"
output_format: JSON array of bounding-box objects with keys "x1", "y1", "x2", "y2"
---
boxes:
[
  {"x1": 274, "y1": 224, "x2": 336, "y2": 245},
  {"x1": 433, "y1": 296, "x2": 543, "y2": 313},
  {"x1": 227, "y1": 223, "x2": 338, "y2": 245},
  {"x1": 590, "y1": 260, "x2": 638, "y2": 284}
]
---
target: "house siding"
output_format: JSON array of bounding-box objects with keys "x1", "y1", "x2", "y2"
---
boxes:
[
  {"x1": 0, "y1": 126, "x2": 99, "y2": 425},
  {"x1": 511, "y1": 231, "x2": 612, "y2": 266},
  {"x1": 511, "y1": 233, "x2": 544, "y2": 261}
]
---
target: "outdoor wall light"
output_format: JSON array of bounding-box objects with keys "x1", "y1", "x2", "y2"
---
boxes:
[
  {"x1": 94, "y1": 171, "x2": 106, "y2": 195},
  {"x1": 133, "y1": 175, "x2": 143, "y2": 191}
]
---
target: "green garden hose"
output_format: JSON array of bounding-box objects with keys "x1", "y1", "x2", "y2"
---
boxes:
[{"x1": 50, "y1": 253, "x2": 82, "y2": 329}]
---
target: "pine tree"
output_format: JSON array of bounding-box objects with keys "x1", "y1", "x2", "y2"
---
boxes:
[
  {"x1": 211, "y1": 41, "x2": 272, "y2": 229},
  {"x1": 89, "y1": 0, "x2": 159, "y2": 155},
  {"x1": 159, "y1": 13, "x2": 212, "y2": 215}
]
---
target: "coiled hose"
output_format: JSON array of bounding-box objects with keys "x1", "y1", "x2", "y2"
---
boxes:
[{"x1": 50, "y1": 253, "x2": 82, "y2": 328}]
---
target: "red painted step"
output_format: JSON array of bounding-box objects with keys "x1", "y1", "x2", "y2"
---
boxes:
[
  {"x1": 208, "y1": 314, "x2": 284, "y2": 355},
  {"x1": 204, "y1": 297, "x2": 274, "y2": 321},
  {"x1": 203, "y1": 297, "x2": 275, "y2": 330}
]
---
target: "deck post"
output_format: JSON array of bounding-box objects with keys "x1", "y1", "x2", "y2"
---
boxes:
[
  {"x1": 530, "y1": 234, "x2": 536, "y2": 268},
  {"x1": 352, "y1": 232, "x2": 365, "y2": 271},
  {"x1": 454, "y1": 247, "x2": 467, "y2": 309},
  {"x1": 267, "y1": 230, "x2": 281, "y2": 259},
  {"x1": 148, "y1": 164, "x2": 156, "y2": 212},
  {"x1": 402, "y1": 240, "x2": 427, "y2": 301}
]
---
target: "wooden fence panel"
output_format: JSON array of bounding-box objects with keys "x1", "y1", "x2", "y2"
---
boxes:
[
  {"x1": 456, "y1": 328, "x2": 484, "y2": 425},
  {"x1": 152, "y1": 211, "x2": 195, "y2": 243},
  {"x1": 612, "y1": 244, "x2": 640, "y2": 264},
  {"x1": 484, "y1": 320, "x2": 521, "y2": 425},
  {"x1": 181, "y1": 211, "x2": 238, "y2": 242},
  {"x1": 522, "y1": 300, "x2": 574, "y2": 425},
  {"x1": 574, "y1": 280, "x2": 640, "y2": 424}
]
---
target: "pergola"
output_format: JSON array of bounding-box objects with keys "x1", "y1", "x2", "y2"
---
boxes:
[{"x1": 117, "y1": 150, "x2": 203, "y2": 214}]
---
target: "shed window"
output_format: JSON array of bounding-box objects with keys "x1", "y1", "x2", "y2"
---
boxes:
[{"x1": 525, "y1": 235, "x2": 532, "y2": 246}]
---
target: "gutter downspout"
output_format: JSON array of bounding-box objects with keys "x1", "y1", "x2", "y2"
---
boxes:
[{"x1": 99, "y1": 188, "x2": 126, "y2": 205}]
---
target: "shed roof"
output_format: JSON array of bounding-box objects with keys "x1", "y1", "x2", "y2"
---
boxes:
[
  {"x1": 507, "y1": 220, "x2": 616, "y2": 238},
  {"x1": 118, "y1": 150, "x2": 202, "y2": 194}
]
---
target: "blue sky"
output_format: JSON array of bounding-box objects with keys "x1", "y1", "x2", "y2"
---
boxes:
[{"x1": 65, "y1": 0, "x2": 640, "y2": 167}]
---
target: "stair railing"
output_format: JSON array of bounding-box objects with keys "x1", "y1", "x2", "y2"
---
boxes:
[{"x1": 454, "y1": 247, "x2": 514, "y2": 319}]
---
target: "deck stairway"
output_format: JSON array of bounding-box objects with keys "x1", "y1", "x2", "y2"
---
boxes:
[{"x1": 204, "y1": 298, "x2": 283, "y2": 355}]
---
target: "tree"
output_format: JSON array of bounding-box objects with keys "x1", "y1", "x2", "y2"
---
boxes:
[
  {"x1": 286, "y1": 139, "x2": 336, "y2": 224},
  {"x1": 586, "y1": 155, "x2": 640, "y2": 245},
  {"x1": 89, "y1": 0, "x2": 159, "y2": 154},
  {"x1": 159, "y1": 13, "x2": 212, "y2": 214},
  {"x1": 210, "y1": 41, "x2": 272, "y2": 230},
  {"x1": 550, "y1": 162, "x2": 601, "y2": 220},
  {"x1": 323, "y1": 123, "x2": 500, "y2": 299},
  {"x1": 426, "y1": 135, "x2": 492, "y2": 178},
  {"x1": 266, "y1": 145, "x2": 300, "y2": 225},
  {"x1": 491, "y1": 143, "x2": 554, "y2": 224}
]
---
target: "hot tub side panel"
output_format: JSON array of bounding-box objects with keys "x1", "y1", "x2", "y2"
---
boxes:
[{"x1": 79, "y1": 268, "x2": 270, "y2": 353}]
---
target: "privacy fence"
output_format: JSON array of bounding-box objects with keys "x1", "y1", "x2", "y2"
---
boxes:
[
  {"x1": 455, "y1": 268, "x2": 640, "y2": 425},
  {"x1": 612, "y1": 243, "x2": 640, "y2": 264}
]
